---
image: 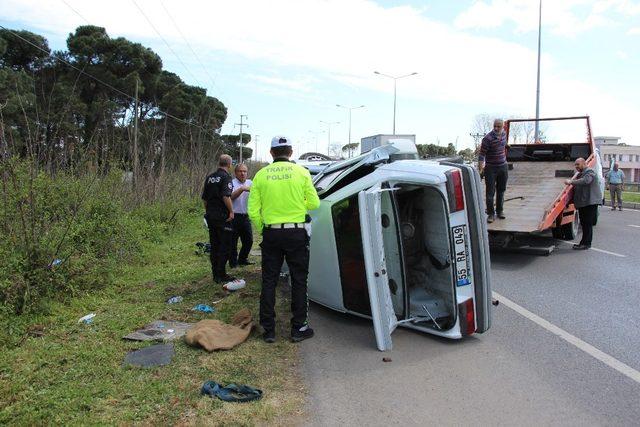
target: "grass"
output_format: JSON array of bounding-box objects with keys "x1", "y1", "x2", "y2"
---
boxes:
[
  {"x1": 0, "y1": 215, "x2": 305, "y2": 425},
  {"x1": 604, "y1": 189, "x2": 640, "y2": 203}
]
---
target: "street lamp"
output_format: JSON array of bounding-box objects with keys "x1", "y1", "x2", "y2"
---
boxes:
[
  {"x1": 336, "y1": 104, "x2": 365, "y2": 158},
  {"x1": 308, "y1": 129, "x2": 325, "y2": 153},
  {"x1": 319, "y1": 120, "x2": 340, "y2": 157},
  {"x1": 374, "y1": 71, "x2": 418, "y2": 135}
]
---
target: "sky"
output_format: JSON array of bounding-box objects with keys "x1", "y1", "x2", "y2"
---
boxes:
[{"x1": 1, "y1": 0, "x2": 639, "y2": 160}]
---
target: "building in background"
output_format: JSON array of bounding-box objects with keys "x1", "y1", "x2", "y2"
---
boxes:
[{"x1": 596, "y1": 136, "x2": 640, "y2": 182}]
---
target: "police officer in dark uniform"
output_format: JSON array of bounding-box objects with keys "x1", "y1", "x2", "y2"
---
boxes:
[{"x1": 202, "y1": 154, "x2": 237, "y2": 284}]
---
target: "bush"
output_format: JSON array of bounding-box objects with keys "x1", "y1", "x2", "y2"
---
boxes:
[{"x1": 0, "y1": 159, "x2": 193, "y2": 316}]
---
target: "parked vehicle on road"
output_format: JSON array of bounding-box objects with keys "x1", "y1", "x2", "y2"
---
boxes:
[{"x1": 306, "y1": 139, "x2": 492, "y2": 351}]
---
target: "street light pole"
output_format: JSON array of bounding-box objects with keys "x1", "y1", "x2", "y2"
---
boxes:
[
  {"x1": 374, "y1": 71, "x2": 418, "y2": 135},
  {"x1": 320, "y1": 120, "x2": 340, "y2": 157},
  {"x1": 534, "y1": 0, "x2": 542, "y2": 143},
  {"x1": 336, "y1": 104, "x2": 365, "y2": 158}
]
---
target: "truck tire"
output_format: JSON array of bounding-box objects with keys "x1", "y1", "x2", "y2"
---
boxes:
[{"x1": 561, "y1": 214, "x2": 580, "y2": 240}]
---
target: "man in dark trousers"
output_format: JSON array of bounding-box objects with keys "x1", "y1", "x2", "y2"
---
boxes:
[
  {"x1": 565, "y1": 157, "x2": 603, "y2": 250},
  {"x1": 202, "y1": 154, "x2": 243, "y2": 286},
  {"x1": 248, "y1": 136, "x2": 320, "y2": 343},
  {"x1": 478, "y1": 118, "x2": 508, "y2": 223},
  {"x1": 229, "y1": 163, "x2": 253, "y2": 267}
]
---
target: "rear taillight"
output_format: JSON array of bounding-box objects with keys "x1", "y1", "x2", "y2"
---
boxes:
[
  {"x1": 458, "y1": 298, "x2": 476, "y2": 336},
  {"x1": 445, "y1": 169, "x2": 465, "y2": 212}
]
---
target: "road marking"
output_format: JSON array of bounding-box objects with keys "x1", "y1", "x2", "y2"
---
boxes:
[
  {"x1": 494, "y1": 292, "x2": 640, "y2": 385},
  {"x1": 628, "y1": 225, "x2": 640, "y2": 228},
  {"x1": 590, "y1": 247, "x2": 627, "y2": 257},
  {"x1": 557, "y1": 241, "x2": 626, "y2": 257}
]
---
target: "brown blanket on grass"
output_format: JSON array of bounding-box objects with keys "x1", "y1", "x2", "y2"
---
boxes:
[{"x1": 184, "y1": 308, "x2": 253, "y2": 351}]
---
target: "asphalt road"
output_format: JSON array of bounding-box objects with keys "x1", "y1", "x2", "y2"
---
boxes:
[{"x1": 300, "y1": 207, "x2": 640, "y2": 426}]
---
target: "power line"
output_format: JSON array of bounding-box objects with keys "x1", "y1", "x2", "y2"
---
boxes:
[
  {"x1": 130, "y1": 0, "x2": 203, "y2": 88},
  {"x1": 0, "y1": 25, "x2": 218, "y2": 138},
  {"x1": 59, "y1": 0, "x2": 91, "y2": 24},
  {"x1": 159, "y1": 0, "x2": 223, "y2": 97}
]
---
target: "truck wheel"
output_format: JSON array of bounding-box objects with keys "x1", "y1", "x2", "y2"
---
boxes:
[{"x1": 561, "y1": 214, "x2": 580, "y2": 240}]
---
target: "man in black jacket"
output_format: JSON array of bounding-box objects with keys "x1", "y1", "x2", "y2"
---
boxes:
[{"x1": 202, "y1": 154, "x2": 237, "y2": 284}]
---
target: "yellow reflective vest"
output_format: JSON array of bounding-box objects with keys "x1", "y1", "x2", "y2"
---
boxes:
[{"x1": 248, "y1": 159, "x2": 320, "y2": 230}]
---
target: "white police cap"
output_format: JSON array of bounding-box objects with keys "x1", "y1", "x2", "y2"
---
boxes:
[{"x1": 271, "y1": 135, "x2": 293, "y2": 148}]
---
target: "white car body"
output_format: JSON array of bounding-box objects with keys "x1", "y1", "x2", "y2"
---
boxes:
[{"x1": 307, "y1": 140, "x2": 492, "y2": 351}]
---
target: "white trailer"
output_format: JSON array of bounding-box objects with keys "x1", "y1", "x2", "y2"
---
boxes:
[{"x1": 361, "y1": 134, "x2": 416, "y2": 154}]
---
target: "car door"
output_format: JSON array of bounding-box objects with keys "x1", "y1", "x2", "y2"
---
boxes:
[{"x1": 358, "y1": 183, "x2": 401, "y2": 351}]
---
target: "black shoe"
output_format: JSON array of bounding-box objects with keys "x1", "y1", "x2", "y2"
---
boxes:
[
  {"x1": 619, "y1": 207, "x2": 623, "y2": 211},
  {"x1": 611, "y1": 207, "x2": 616, "y2": 211},
  {"x1": 228, "y1": 263, "x2": 238, "y2": 269},
  {"x1": 291, "y1": 326, "x2": 314, "y2": 342},
  {"x1": 238, "y1": 260, "x2": 254, "y2": 266},
  {"x1": 487, "y1": 214, "x2": 495, "y2": 224},
  {"x1": 497, "y1": 212, "x2": 506, "y2": 219},
  {"x1": 263, "y1": 330, "x2": 275, "y2": 343},
  {"x1": 572, "y1": 244, "x2": 590, "y2": 250}
]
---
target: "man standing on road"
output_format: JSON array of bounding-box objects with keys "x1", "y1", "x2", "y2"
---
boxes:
[
  {"x1": 229, "y1": 163, "x2": 254, "y2": 268},
  {"x1": 606, "y1": 163, "x2": 625, "y2": 211},
  {"x1": 202, "y1": 154, "x2": 244, "y2": 287},
  {"x1": 478, "y1": 118, "x2": 508, "y2": 223},
  {"x1": 248, "y1": 136, "x2": 320, "y2": 344},
  {"x1": 565, "y1": 157, "x2": 603, "y2": 250}
]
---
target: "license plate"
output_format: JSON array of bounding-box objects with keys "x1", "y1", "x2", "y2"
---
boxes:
[{"x1": 451, "y1": 225, "x2": 471, "y2": 287}]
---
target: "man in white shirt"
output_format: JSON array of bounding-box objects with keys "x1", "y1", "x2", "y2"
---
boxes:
[{"x1": 229, "y1": 163, "x2": 254, "y2": 267}]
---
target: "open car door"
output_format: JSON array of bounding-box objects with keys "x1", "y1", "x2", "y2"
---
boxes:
[{"x1": 358, "y1": 184, "x2": 400, "y2": 351}]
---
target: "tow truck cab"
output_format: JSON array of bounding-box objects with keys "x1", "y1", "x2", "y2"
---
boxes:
[{"x1": 306, "y1": 139, "x2": 493, "y2": 351}]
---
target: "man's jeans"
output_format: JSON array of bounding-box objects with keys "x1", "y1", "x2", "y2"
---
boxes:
[
  {"x1": 484, "y1": 163, "x2": 509, "y2": 215},
  {"x1": 229, "y1": 214, "x2": 253, "y2": 266}
]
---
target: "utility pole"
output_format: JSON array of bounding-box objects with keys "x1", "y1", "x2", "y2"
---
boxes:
[
  {"x1": 534, "y1": 0, "x2": 542, "y2": 143},
  {"x1": 133, "y1": 77, "x2": 139, "y2": 186},
  {"x1": 235, "y1": 114, "x2": 248, "y2": 164},
  {"x1": 320, "y1": 120, "x2": 340, "y2": 157}
]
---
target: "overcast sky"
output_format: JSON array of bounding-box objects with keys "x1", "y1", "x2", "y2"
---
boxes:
[{"x1": 1, "y1": 0, "x2": 639, "y2": 159}]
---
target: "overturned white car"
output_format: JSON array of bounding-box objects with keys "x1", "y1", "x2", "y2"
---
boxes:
[{"x1": 306, "y1": 139, "x2": 492, "y2": 351}]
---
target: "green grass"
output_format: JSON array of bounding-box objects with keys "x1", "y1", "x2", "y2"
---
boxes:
[
  {"x1": 604, "y1": 190, "x2": 640, "y2": 203},
  {"x1": 0, "y1": 215, "x2": 305, "y2": 425}
]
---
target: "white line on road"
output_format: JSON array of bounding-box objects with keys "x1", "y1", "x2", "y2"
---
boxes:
[
  {"x1": 494, "y1": 292, "x2": 640, "y2": 385},
  {"x1": 628, "y1": 225, "x2": 640, "y2": 228},
  {"x1": 590, "y1": 247, "x2": 627, "y2": 257},
  {"x1": 558, "y1": 241, "x2": 627, "y2": 257}
]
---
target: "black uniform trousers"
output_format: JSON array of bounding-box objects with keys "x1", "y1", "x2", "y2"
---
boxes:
[
  {"x1": 229, "y1": 214, "x2": 253, "y2": 267},
  {"x1": 207, "y1": 216, "x2": 233, "y2": 282},
  {"x1": 484, "y1": 163, "x2": 509, "y2": 215},
  {"x1": 260, "y1": 228, "x2": 309, "y2": 333},
  {"x1": 578, "y1": 204, "x2": 597, "y2": 247}
]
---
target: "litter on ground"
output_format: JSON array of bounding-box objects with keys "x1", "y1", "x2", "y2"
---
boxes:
[
  {"x1": 123, "y1": 343, "x2": 174, "y2": 368},
  {"x1": 123, "y1": 320, "x2": 194, "y2": 342},
  {"x1": 223, "y1": 279, "x2": 246, "y2": 292},
  {"x1": 201, "y1": 380, "x2": 263, "y2": 402},
  {"x1": 184, "y1": 308, "x2": 253, "y2": 351},
  {"x1": 166, "y1": 296, "x2": 183, "y2": 304},
  {"x1": 78, "y1": 313, "x2": 96, "y2": 324},
  {"x1": 192, "y1": 304, "x2": 215, "y2": 313}
]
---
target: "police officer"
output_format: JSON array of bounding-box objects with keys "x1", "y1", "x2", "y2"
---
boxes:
[
  {"x1": 248, "y1": 136, "x2": 320, "y2": 343},
  {"x1": 202, "y1": 154, "x2": 239, "y2": 285}
]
